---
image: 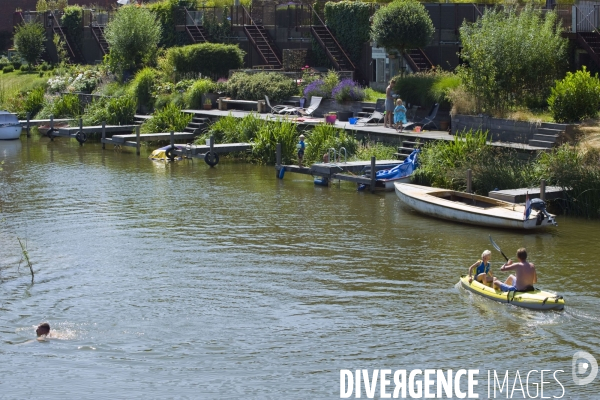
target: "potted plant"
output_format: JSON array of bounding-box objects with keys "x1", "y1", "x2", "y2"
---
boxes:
[
  {"x1": 203, "y1": 98, "x2": 213, "y2": 110},
  {"x1": 332, "y1": 79, "x2": 365, "y2": 121},
  {"x1": 325, "y1": 111, "x2": 337, "y2": 124}
]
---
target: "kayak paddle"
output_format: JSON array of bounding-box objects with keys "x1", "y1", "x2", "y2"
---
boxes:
[{"x1": 489, "y1": 235, "x2": 509, "y2": 262}]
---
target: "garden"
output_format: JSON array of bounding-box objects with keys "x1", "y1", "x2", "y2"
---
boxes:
[{"x1": 2, "y1": 0, "x2": 600, "y2": 218}]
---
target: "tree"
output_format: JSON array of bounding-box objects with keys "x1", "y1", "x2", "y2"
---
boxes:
[
  {"x1": 104, "y1": 5, "x2": 162, "y2": 74},
  {"x1": 458, "y1": 6, "x2": 567, "y2": 115},
  {"x1": 371, "y1": 0, "x2": 434, "y2": 55},
  {"x1": 13, "y1": 22, "x2": 46, "y2": 66}
]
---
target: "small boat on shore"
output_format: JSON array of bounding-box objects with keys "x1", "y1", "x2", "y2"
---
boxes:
[
  {"x1": 0, "y1": 111, "x2": 21, "y2": 140},
  {"x1": 394, "y1": 183, "x2": 557, "y2": 229},
  {"x1": 358, "y1": 149, "x2": 419, "y2": 191},
  {"x1": 459, "y1": 275, "x2": 564, "y2": 310}
]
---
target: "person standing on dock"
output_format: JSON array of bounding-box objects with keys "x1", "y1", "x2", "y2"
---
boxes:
[
  {"x1": 297, "y1": 134, "x2": 306, "y2": 167},
  {"x1": 384, "y1": 79, "x2": 397, "y2": 128}
]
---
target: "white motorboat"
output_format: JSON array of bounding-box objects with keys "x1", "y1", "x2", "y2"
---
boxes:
[{"x1": 0, "y1": 111, "x2": 21, "y2": 140}]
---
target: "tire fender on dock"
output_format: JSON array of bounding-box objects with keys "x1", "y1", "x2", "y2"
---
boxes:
[
  {"x1": 165, "y1": 145, "x2": 177, "y2": 160},
  {"x1": 75, "y1": 131, "x2": 87, "y2": 144},
  {"x1": 204, "y1": 151, "x2": 219, "y2": 167}
]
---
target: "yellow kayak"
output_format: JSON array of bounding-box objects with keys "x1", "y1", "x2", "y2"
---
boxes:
[{"x1": 459, "y1": 275, "x2": 565, "y2": 311}]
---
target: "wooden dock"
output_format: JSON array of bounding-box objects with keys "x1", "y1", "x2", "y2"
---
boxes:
[{"x1": 489, "y1": 185, "x2": 564, "y2": 203}]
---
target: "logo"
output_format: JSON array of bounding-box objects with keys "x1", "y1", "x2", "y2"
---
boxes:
[{"x1": 572, "y1": 351, "x2": 598, "y2": 386}]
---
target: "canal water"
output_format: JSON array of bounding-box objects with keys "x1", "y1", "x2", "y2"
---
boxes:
[{"x1": 0, "y1": 137, "x2": 598, "y2": 399}]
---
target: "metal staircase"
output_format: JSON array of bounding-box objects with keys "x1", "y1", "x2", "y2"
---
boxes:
[
  {"x1": 52, "y1": 24, "x2": 85, "y2": 64},
  {"x1": 241, "y1": 6, "x2": 281, "y2": 69},
  {"x1": 404, "y1": 48, "x2": 434, "y2": 72},
  {"x1": 184, "y1": 8, "x2": 209, "y2": 44},
  {"x1": 576, "y1": 32, "x2": 600, "y2": 69},
  {"x1": 91, "y1": 25, "x2": 109, "y2": 56}
]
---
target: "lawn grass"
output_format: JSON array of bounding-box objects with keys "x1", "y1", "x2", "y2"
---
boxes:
[{"x1": 0, "y1": 70, "x2": 48, "y2": 109}]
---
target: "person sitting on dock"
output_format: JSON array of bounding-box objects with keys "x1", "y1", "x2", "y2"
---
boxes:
[
  {"x1": 297, "y1": 134, "x2": 306, "y2": 167},
  {"x1": 393, "y1": 99, "x2": 407, "y2": 131},
  {"x1": 493, "y1": 248, "x2": 537, "y2": 292},
  {"x1": 468, "y1": 250, "x2": 494, "y2": 287}
]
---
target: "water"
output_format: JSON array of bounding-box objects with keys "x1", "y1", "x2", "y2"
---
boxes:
[{"x1": 1, "y1": 137, "x2": 599, "y2": 399}]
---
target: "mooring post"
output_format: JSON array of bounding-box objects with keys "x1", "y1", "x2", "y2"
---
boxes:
[
  {"x1": 209, "y1": 134, "x2": 214, "y2": 153},
  {"x1": 78, "y1": 118, "x2": 83, "y2": 146},
  {"x1": 540, "y1": 179, "x2": 546, "y2": 201},
  {"x1": 370, "y1": 156, "x2": 376, "y2": 193},
  {"x1": 50, "y1": 114, "x2": 54, "y2": 141},
  {"x1": 467, "y1": 169, "x2": 472, "y2": 193},
  {"x1": 276, "y1": 143, "x2": 282, "y2": 178},
  {"x1": 26, "y1": 113, "x2": 31, "y2": 138},
  {"x1": 101, "y1": 121, "x2": 106, "y2": 150},
  {"x1": 136, "y1": 126, "x2": 141, "y2": 156}
]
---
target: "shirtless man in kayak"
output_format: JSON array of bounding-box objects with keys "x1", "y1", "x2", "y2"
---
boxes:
[{"x1": 493, "y1": 247, "x2": 537, "y2": 292}]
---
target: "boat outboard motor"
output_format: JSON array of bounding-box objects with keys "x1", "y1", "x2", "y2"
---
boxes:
[{"x1": 529, "y1": 198, "x2": 557, "y2": 226}]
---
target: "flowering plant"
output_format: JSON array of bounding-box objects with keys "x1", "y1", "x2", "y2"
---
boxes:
[
  {"x1": 332, "y1": 79, "x2": 365, "y2": 103},
  {"x1": 303, "y1": 79, "x2": 328, "y2": 99},
  {"x1": 47, "y1": 67, "x2": 103, "y2": 94}
]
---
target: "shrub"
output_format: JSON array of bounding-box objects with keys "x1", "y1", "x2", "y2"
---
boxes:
[
  {"x1": 548, "y1": 67, "x2": 600, "y2": 123},
  {"x1": 227, "y1": 72, "x2": 296, "y2": 102},
  {"x1": 184, "y1": 78, "x2": 216, "y2": 109},
  {"x1": 252, "y1": 119, "x2": 299, "y2": 165},
  {"x1": 82, "y1": 95, "x2": 137, "y2": 126},
  {"x1": 0, "y1": 56, "x2": 9, "y2": 67},
  {"x1": 61, "y1": 6, "x2": 83, "y2": 47},
  {"x1": 458, "y1": 6, "x2": 567, "y2": 116},
  {"x1": 332, "y1": 79, "x2": 365, "y2": 103},
  {"x1": 12, "y1": 61, "x2": 22, "y2": 70},
  {"x1": 13, "y1": 21, "x2": 45, "y2": 66},
  {"x1": 129, "y1": 67, "x2": 159, "y2": 110},
  {"x1": 165, "y1": 43, "x2": 244, "y2": 79},
  {"x1": 104, "y1": 5, "x2": 162, "y2": 73},
  {"x1": 3, "y1": 65, "x2": 14, "y2": 73},
  {"x1": 23, "y1": 86, "x2": 45, "y2": 118},
  {"x1": 141, "y1": 103, "x2": 192, "y2": 134},
  {"x1": 394, "y1": 71, "x2": 460, "y2": 109},
  {"x1": 302, "y1": 124, "x2": 358, "y2": 165},
  {"x1": 52, "y1": 94, "x2": 81, "y2": 118},
  {"x1": 303, "y1": 79, "x2": 327, "y2": 99},
  {"x1": 147, "y1": 0, "x2": 179, "y2": 47}
]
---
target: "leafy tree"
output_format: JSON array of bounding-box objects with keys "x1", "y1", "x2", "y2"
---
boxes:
[
  {"x1": 36, "y1": 0, "x2": 48, "y2": 12},
  {"x1": 458, "y1": 6, "x2": 567, "y2": 115},
  {"x1": 371, "y1": 0, "x2": 434, "y2": 54},
  {"x1": 104, "y1": 5, "x2": 162, "y2": 74},
  {"x1": 13, "y1": 22, "x2": 46, "y2": 66}
]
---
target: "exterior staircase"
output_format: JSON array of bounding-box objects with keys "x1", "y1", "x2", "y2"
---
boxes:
[
  {"x1": 91, "y1": 25, "x2": 109, "y2": 56},
  {"x1": 394, "y1": 140, "x2": 423, "y2": 161},
  {"x1": 529, "y1": 123, "x2": 568, "y2": 148},
  {"x1": 184, "y1": 8, "x2": 208, "y2": 44},
  {"x1": 310, "y1": 25, "x2": 355, "y2": 72},
  {"x1": 576, "y1": 32, "x2": 600, "y2": 68},
  {"x1": 243, "y1": 24, "x2": 282, "y2": 69},
  {"x1": 184, "y1": 112, "x2": 211, "y2": 135},
  {"x1": 404, "y1": 48, "x2": 434, "y2": 72},
  {"x1": 53, "y1": 25, "x2": 85, "y2": 64}
]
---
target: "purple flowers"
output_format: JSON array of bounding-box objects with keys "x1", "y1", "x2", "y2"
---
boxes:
[
  {"x1": 304, "y1": 79, "x2": 327, "y2": 98},
  {"x1": 332, "y1": 79, "x2": 365, "y2": 103}
]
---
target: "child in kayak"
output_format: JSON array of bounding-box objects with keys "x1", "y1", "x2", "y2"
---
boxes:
[
  {"x1": 468, "y1": 250, "x2": 494, "y2": 287},
  {"x1": 493, "y1": 247, "x2": 537, "y2": 292}
]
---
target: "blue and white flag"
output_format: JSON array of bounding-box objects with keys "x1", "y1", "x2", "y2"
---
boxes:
[{"x1": 523, "y1": 192, "x2": 532, "y2": 220}]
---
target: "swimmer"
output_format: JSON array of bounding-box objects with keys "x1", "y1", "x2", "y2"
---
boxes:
[{"x1": 36, "y1": 322, "x2": 50, "y2": 341}]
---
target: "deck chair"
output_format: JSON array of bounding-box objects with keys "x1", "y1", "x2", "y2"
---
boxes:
[
  {"x1": 356, "y1": 98, "x2": 385, "y2": 125},
  {"x1": 295, "y1": 96, "x2": 322, "y2": 117},
  {"x1": 402, "y1": 103, "x2": 439, "y2": 130},
  {"x1": 265, "y1": 95, "x2": 297, "y2": 115}
]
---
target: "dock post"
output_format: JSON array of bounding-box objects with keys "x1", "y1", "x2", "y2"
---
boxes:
[
  {"x1": 79, "y1": 118, "x2": 83, "y2": 146},
  {"x1": 136, "y1": 126, "x2": 141, "y2": 156},
  {"x1": 102, "y1": 121, "x2": 106, "y2": 150},
  {"x1": 209, "y1": 134, "x2": 214, "y2": 153},
  {"x1": 466, "y1": 169, "x2": 472, "y2": 193},
  {"x1": 370, "y1": 156, "x2": 376, "y2": 193},
  {"x1": 540, "y1": 179, "x2": 546, "y2": 201},
  {"x1": 50, "y1": 114, "x2": 54, "y2": 141},
  {"x1": 276, "y1": 143, "x2": 282, "y2": 178},
  {"x1": 26, "y1": 113, "x2": 31, "y2": 138}
]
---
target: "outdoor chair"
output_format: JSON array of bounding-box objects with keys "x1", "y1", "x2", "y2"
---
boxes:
[
  {"x1": 265, "y1": 96, "x2": 298, "y2": 115},
  {"x1": 402, "y1": 103, "x2": 439, "y2": 131},
  {"x1": 356, "y1": 99, "x2": 385, "y2": 125},
  {"x1": 295, "y1": 96, "x2": 322, "y2": 117}
]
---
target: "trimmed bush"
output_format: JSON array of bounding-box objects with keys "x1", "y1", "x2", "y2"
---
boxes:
[
  {"x1": 548, "y1": 67, "x2": 600, "y2": 123},
  {"x1": 227, "y1": 72, "x2": 296, "y2": 103},
  {"x1": 165, "y1": 43, "x2": 244, "y2": 79},
  {"x1": 184, "y1": 78, "x2": 216, "y2": 109},
  {"x1": 3, "y1": 65, "x2": 14, "y2": 73}
]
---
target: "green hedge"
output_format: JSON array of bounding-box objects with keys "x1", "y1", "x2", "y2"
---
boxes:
[
  {"x1": 324, "y1": 1, "x2": 372, "y2": 68},
  {"x1": 165, "y1": 43, "x2": 244, "y2": 78},
  {"x1": 227, "y1": 72, "x2": 296, "y2": 103}
]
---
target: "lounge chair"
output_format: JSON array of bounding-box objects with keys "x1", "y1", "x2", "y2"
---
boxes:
[
  {"x1": 402, "y1": 103, "x2": 439, "y2": 131},
  {"x1": 295, "y1": 96, "x2": 322, "y2": 117},
  {"x1": 356, "y1": 98, "x2": 385, "y2": 125},
  {"x1": 265, "y1": 95, "x2": 298, "y2": 115}
]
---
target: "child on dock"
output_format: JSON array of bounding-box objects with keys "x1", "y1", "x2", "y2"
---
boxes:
[
  {"x1": 297, "y1": 134, "x2": 306, "y2": 167},
  {"x1": 394, "y1": 99, "x2": 407, "y2": 132}
]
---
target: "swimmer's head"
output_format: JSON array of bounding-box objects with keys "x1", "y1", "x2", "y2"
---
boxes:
[{"x1": 36, "y1": 322, "x2": 50, "y2": 337}]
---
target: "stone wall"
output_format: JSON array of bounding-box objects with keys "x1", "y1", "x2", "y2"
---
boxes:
[{"x1": 451, "y1": 114, "x2": 539, "y2": 144}]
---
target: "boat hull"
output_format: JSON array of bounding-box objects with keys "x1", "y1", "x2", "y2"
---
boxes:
[
  {"x1": 394, "y1": 183, "x2": 557, "y2": 229},
  {"x1": 0, "y1": 125, "x2": 21, "y2": 140},
  {"x1": 459, "y1": 275, "x2": 564, "y2": 310}
]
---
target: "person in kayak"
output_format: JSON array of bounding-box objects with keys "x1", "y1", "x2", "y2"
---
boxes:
[
  {"x1": 468, "y1": 250, "x2": 494, "y2": 287},
  {"x1": 493, "y1": 247, "x2": 537, "y2": 292}
]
